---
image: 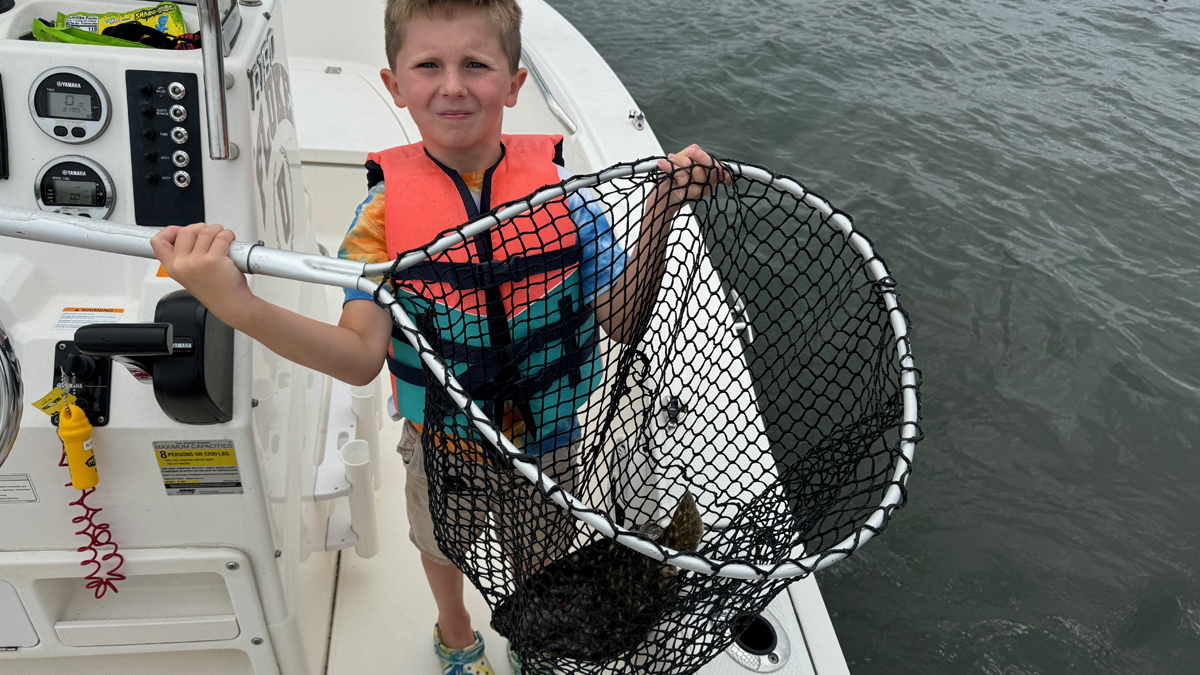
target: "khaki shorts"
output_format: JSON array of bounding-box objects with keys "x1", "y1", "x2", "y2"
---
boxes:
[{"x1": 397, "y1": 422, "x2": 579, "y2": 568}]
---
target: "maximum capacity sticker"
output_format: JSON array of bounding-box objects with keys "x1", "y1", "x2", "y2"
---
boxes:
[{"x1": 153, "y1": 440, "x2": 244, "y2": 496}]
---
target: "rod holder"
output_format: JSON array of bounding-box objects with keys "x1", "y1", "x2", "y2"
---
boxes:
[
  {"x1": 197, "y1": 0, "x2": 231, "y2": 160},
  {"x1": 339, "y1": 439, "x2": 378, "y2": 558},
  {"x1": 348, "y1": 381, "x2": 382, "y2": 489},
  {"x1": 0, "y1": 320, "x2": 21, "y2": 469}
]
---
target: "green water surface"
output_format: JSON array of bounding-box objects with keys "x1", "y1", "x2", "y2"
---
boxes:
[{"x1": 549, "y1": 1, "x2": 1200, "y2": 673}]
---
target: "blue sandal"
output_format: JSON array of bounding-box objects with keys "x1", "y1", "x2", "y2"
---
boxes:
[
  {"x1": 507, "y1": 643, "x2": 522, "y2": 675},
  {"x1": 434, "y1": 625, "x2": 495, "y2": 675}
]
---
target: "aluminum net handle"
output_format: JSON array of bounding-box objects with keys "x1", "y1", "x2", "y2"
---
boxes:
[{"x1": 368, "y1": 160, "x2": 919, "y2": 580}]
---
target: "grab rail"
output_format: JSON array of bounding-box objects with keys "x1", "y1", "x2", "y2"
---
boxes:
[
  {"x1": 197, "y1": 0, "x2": 231, "y2": 160},
  {"x1": 0, "y1": 319, "x2": 21, "y2": 470}
]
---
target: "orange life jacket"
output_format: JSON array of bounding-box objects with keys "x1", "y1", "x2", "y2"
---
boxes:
[{"x1": 368, "y1": 135, "x2": 602, "y2": 454}]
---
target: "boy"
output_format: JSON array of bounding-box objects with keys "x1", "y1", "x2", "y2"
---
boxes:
[{"x1": 151, "y1": 1, "x2": 723, "y2": 672}]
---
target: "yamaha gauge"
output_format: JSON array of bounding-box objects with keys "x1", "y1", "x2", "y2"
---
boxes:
[
  {"x1": 28, "y1": 67, "x2": 111, "y2": 144},
  {"x1": 34, "y1": 156, "x2": 116, "y2": 219}
]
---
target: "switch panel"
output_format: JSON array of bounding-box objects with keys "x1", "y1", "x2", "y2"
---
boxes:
[{"x1": 125, "y1": 70, "x2": 204, "y2": 226}]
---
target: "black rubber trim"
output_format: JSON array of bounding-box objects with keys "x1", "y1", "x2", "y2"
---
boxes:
[{"x1": 0, "y1": 74, "x2": 8, "y2": 180}]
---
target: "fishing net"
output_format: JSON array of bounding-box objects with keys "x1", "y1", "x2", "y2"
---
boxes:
[{"x1": 374, "y1": 157, "x2": 921, "y2": 675}]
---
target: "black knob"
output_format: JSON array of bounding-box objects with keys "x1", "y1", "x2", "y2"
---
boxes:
[
  {"x1": 143, "y1": 128, "x2": 156, "y2": 140},
  {"x1": 140, "y1": 103, "x2": 155, "y2": 117},
  {"x1": 138, "y1": 82, "x2": 152, "y2": 96},
  {"x1": 145, "y1": 173, "x2": 159, "y2": 185},
  {"x1": 64, "y1": 352, "x2": 97, "y2": 380},
  {"x1": 144, "y1": 151, "x2": 157, "y2": 162}
]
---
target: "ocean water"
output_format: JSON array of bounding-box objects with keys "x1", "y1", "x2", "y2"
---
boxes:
[{"x1": 548, "y1": 0, "x2": 1200, "y2": 673}]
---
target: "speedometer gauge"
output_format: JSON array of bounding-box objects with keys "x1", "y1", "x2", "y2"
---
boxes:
[{"x1": 35, "y1": 156, "x2": 116, "y2": 220}]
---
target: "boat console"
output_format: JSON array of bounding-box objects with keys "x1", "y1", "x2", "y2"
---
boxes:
[{"x1": 0, "y1": 3, "x2": 353, "y2": 673}]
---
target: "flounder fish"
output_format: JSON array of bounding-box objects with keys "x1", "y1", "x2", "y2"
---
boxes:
[{"x1": 492, "y1": 491, "x2": 703, "y2": 662}]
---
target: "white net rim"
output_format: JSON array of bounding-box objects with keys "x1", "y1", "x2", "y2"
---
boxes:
[{"x1": 367, "y1": 159, "x2": 920, "y2": 580}]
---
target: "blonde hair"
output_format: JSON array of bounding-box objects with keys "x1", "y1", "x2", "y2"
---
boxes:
[{"x1": 385, "y1": 0, "x2": 523, "y2": 74}]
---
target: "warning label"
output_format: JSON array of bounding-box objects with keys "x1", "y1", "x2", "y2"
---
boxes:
[
  {"x1": 152, "y1": 440, "x2": 244, "y2": 496},
  {"x1": 0, "y1": 475, "x2": 38, "y2": 504},
  {"x1": 54, "y1": 307, "x2": 124, "y2": 331}
]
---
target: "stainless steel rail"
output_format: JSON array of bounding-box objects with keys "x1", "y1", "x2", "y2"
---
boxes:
[
  {"x1": 197, "y1": 0, "x2": 231, "y2": 160},
  {"x1": 0, "y1": 319, "x2": 21, "y2": 470}
]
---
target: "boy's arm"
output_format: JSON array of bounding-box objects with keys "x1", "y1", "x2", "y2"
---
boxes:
[
  {"x1": 593, "y1": 145, "x2": 727, "y2": 344},
  {"x1": 150, "y1": 223, "x2": 392, "y2": 386}
]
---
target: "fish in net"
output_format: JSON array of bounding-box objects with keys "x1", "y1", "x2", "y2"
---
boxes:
[{"x1": 367, "y1": 155, "x2": 919, "y2": 674}]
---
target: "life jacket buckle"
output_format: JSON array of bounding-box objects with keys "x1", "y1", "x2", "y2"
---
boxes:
[
  {"x1": 505, "y1": 254, "x2": 530, "y2": 283},
  {"x1": 472, "y1": 254, "x2": 529, "y2": 288}
]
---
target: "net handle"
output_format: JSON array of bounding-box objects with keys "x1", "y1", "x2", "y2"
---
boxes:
[{"x1": 0, "y1": 204, "x2": 370, "y2": 290}]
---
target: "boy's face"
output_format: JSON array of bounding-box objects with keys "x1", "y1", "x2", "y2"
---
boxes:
[{"x1": 381, "y1": 11, "x2": 526, "y2": 162}]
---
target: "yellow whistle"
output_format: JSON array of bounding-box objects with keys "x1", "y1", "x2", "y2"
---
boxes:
[{"x1": 58, "y1": 404, "x2": 98, "y2": 490}]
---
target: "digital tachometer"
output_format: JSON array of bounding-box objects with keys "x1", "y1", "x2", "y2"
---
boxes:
[
  {"x1": 35, "y1": 157, "x2": 116, "y2": 220},
  {"x1": 28, "y1": 67, "x2": 111, "y2": 143}
]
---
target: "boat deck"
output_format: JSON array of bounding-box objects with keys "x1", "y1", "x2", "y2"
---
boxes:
[
  {"x1": 322, "y1": 419, "x2": 512, "y2": 674},
  {"x1": 313, "y1": 410, "x2": 847, "y2": 675},
  {"x1": 287, "y1": 1, "x2": 851, "y2": 671}
]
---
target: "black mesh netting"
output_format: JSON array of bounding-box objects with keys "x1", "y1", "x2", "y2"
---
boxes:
[{"x1": 376, "y1": 157, "x2": 921, "y2": 675}]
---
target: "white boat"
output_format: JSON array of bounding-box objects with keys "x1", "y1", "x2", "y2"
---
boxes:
[{"x1": 0, "y1": 1, "x2": 852, "y2": 673}]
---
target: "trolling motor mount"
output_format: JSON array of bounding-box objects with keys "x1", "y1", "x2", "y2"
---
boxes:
[{"x1": 74, "y1": 290, "x2": 234, "y2": 425}]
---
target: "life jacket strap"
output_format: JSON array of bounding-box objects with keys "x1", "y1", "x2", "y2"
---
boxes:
[
  {"x1": 467, "y1": 335, "x2": 596, "y2": 403},
  {"x1": 434, "y1": 305, "x2": 590, "y2": 367},
  {"x1": 386, "y1": 334, "x2": 596, "y2": 406},
  {"x1": 391, "y1": 244, "x2": 582, "y2": 290}
]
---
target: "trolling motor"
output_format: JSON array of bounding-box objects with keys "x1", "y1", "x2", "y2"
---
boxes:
[{"x1": 72, "y1": 290, "x2": 234, "y2": 425}]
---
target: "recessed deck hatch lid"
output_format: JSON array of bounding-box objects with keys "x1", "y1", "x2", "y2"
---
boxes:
[{"x1": 0, "y1": 579, "x2": 39, "y2": 648}]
